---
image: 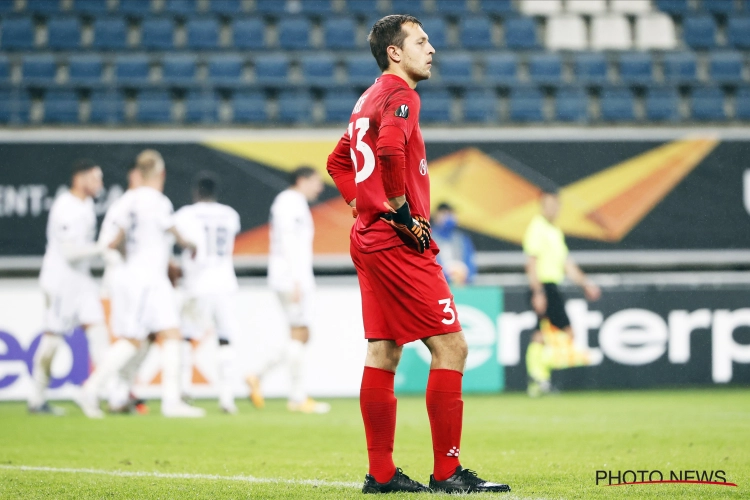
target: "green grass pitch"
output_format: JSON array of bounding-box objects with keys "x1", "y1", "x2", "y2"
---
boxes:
[{"x1": 1, "y1": 388, "x2": 748, "y2": 499}]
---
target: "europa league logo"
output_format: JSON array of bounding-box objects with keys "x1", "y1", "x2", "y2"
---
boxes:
[{"x1": 419, "y1": 159, "x2": 428, "y2": 175}]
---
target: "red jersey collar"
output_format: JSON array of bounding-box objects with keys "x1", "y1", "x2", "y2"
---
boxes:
[{"x1": 377, "y1": 73, "x2": 413, "y2": 89}]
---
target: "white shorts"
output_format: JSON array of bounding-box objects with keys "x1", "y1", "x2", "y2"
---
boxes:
[
  {"x1": 276, "y1": 289, "x2": 314, "y2": 328},
  {"x1": 43, "y1": 276, "x2": 104, "y2": 334},
  {"x1": 111, "y1": 275, "x2": 179, "y2": 340},
  {"x1": 181, "y1": 293, "x2": 238, "y2": 342}
]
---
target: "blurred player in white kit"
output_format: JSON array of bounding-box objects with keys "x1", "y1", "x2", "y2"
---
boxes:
[
  {"x1": 29, "y1": 159, "x2": 109, "y2": 415},
  {"x1": 76, "y1": 149, "x2": 203, "y2": 418},
  {"x1": 174, "y1": 172, "x2": 241, "y2": 414},
  {"x1": 245, "y1": 167, "x2": 330, "y2": 414}
]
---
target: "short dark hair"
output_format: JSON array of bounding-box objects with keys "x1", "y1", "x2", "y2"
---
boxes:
[
  {"x1": 368, "y1": 15, "x2": 423, "y2": 72},
  {"x1": 437, "y1": 202, "x2": 454, "y2": 212},
  {"x1": 541, "y1": 186, "x2": 560, "y2": 196},
  {"x1": 71, "y1": 158, "x2": 98, "y2": 178},
  {"x1": 194, "y1": 171, "x2": 219, "y2": 200},
  {"x1": 290, "y1": 166, "x2": 317, "y2": 186}
]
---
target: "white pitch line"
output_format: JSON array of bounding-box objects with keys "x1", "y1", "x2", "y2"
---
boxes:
[{"x1": 0, "y1": 464, "x2": 361, "y2": 489}]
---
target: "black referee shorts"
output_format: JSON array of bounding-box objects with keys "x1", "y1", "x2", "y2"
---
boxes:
[{"x1": 528, "y1": 282, "x2": 571, "y2": 331}]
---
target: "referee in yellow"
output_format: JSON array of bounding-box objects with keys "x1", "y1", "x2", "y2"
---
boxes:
[{"x1": 523, "y1": 188, "x2": 600, "y2": 396}]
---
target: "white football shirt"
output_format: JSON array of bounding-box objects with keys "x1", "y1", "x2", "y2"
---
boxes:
[
  {"x1": 268, "y1": 189, "x2": 315, "y2": 292},
  {"x1": 174, "y1": 201, "x2": 240, "y2": 295}
]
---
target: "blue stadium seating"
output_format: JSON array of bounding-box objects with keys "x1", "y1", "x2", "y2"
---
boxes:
[
  {"x1": 254, "y1": 54, "x2": 289, "y2": 85},
  {"x1": 27, "y1": 0, "x2": 62, "y2": 14},
  {"x1": 483, "y1": 53, "x2": 518, "y2": 86},
  {"x1": 683, "y1": 15, "x2": 717, "y2": 49},
  {"x1": 655, "y1": 0, "x2": 690, "y2": 15},
  {"x1": 255, "y1": 0, "x2": 287, "y2": 16},
  {"x1": 277, "y1": 18, "x2": 312, "y2": 50},
  {"x1": 434, "y1": 0, "x2": 470, "y2": 16},
  {"x1": 233, "y1": 18, "x2": 266, "y2": 50},
  {"x1": 209, "y1": 0, "x2": 244, "y2": 15},
  {"x1": 114, "y1": 54, "x2": 151, "y2": 85},
  {"x1": 0, "y1": 90, "x2": 31, "y2": 123},
  {"x1": 184, "y1": 90, "x2": 220, "y2": 123},
  {"x1": 645, "y1": 86, "x2": 681, "y2": 121},
  {"x1": 391, "y1": 0, "x2": 425, "y2": 16},
  {"x1": 600, "y1": 87, "x2": 635, "y2": 121},
  {"x1": 1, "y1": 17, "x2": 35, "y2": 51},
  {"x1": 727, "y1": 17, "x2": 750, "y2": 49},
  {"x1": 232, "y1": 91, "x2": 267, "y2": 122},
  {"x1": 322, "y1": 90, "x2": 357, "y2": 122},
  {"x1": 509, "y1": 88, "x2": 544, "y2": 122},
  {"x1": 440, "y1": 53, "x2": 473, "y2": 85},
  {"x1": 89, "y1": 90, "x2": 125, "y2": 123},
  {"x1": 73, "y1": 0, "x2": 110, "y2": 15},
  {"x1": 208, "y1": 54, "x2": 244, "y2": 84},
  {"x1": 343, "y1": 0, "x2": 381, "y2": 15},
  {"x1": 618, "y1": 52, "x2": 653, "y2": 86},
  {"x1": 459, "y1": 16, "x2": 493, "y2": 50},
  {"x1": 690, "y1": 87, "x2": 726, "y2": 120},
  {"x1": 298, "y1": 0, "x2": 334, "y2": 16},
  {"x1": 162, "y1": 54, "x2": 197, "y2": 84},
  {"x1": 47, "y1": 16, "x2": 82, "y2": 50},
  {"x1": 68, "y1": 54, "x2": 103, "y2": 84},
  {"x1": 0, "y1": 2, "x2": 16, "y2": 14},
  {"x1": 420, "y1": 17, "x2": 448, "y2": 50},
  {"x1": 323, "y1": 18, "x2": 357, "y2": 50},
  {"x1": 504, "y1": 17, "x2": 538, "y2": 50},
  {"x1": 479, "y1": 0, "x2": 514, "y2": 16},
  {"x1": 163, "y1": 0, "x2": 199, "y2": 16},
  {"x1": 44, "y1": 90, "x2": 79, "y2": 123},
  {"x1": 301, "y1": 54, "x2": 336, "y2": 86},
  {"x1": 277, "y1": 90, "x2": 313, "y2": 123},
  {"x1": 709, "y1": 51, "x2": 744, "y2": 84},
  {"x1": 529, "y1": 53, "x2": 563, "y2": 86},
  {"x1": 0, "y1": 56, "x2": 9, "y2": 83},
  {"x1": 92, "y1": 17, "x2": 128, "y2": 51},
  {"x1": 463, "y1": 89, "x2": 498, "y2": 122},
  {"x1": 136, "y1": 90, "x2": 172, "y2": 122},
  {"x1": 22, "y1": 54, "x2": 57, "y2": 85},
  {"x1": 119, "y1": 0, "x2": 153, "y2": 17},
  {"x1": 702, "y1": 0, "x2": 735, "y2": 16},
  {"x1": 186, "y1": 18, "x2": 221, "y2": 50},
  {"x1": 555, "y1": 87, "x2": 588, "y2": 122},
  {"x1": 418, "y1": 88, "x2": 453, "y2": 122},
  {"x1": 346, "y1": 54, "x2": 380, "y2": 86},
  {"x1": 140, "y1": 18, "x2": 175, "y2": 51},
  {"x1": 662, "y1": 52, "x2": 698, "y2": 84},
  {"x1": 735, "y1": 87, "x2": 750, "y2": 120},
  {"x1": 574, "y1": 52, "x2": 608, "y2": 85}
]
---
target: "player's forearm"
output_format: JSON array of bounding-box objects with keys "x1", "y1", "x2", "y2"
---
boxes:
[
  {"x1": 387, "y1": 195, "x2": 406, "y2": 210},
  {"x1": 59, "y1": 241, "x2": 104, "y2": 263},
  {"x1": 565, "y1": 258, "x2": 590, "y2": 288},
  {"x1": 525, "y1": 257, "x2": 543, "y2": 293}
]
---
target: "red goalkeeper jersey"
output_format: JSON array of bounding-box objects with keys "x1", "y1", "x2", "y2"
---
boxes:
[{"x1": 327, "y1": 74, "x2": 432, "y2": 253}]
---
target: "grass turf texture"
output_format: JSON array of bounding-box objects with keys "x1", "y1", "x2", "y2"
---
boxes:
[{"x1": 1, "y1": 389, "x2": 748, "y2": 499}]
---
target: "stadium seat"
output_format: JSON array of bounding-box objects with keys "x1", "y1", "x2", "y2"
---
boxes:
[
  {"x1": 478, "y1": 0, "x2": 514, "y2": 16},
  {"x1": 634, "y1": 13, "x2": 676, "y2": 50},
  {"x1": 72, "y1": 0, "x2": 111, "y2": 15},
  {"x1": 590, "y1": 14, "x2": 632, "y2": 51},
  {"x1": 46, "y1": 16, "x2": 82, "y2": 50},
  {"x1": 343, "y1": 0, "x2": 381, "y2": 15},
  {"x1": 0, "y1": 90, "x2": 31, "y2": 123},
  {"x1": 0, "y1": 1, "x2": 16, "y2": 14},
  {"x1": 26, "y1": 0, "x2": 62, "y2": 14},
  {"x1": 277, "y1": 90, "x2": 313, "y2": 123},
  {"x1": 209, "y1": 0, "x2": 244, "y2": 16},
  {"x1": 528, "y1": 53, "x2": 563, "y2": 86},
  {"x1": 297, "y1": 0, "x2": 333, "y2": 16},
  {"x1": 434, "y1": 0, "x2": 470, "y2": 16},
  {"x1": 301, "y1": 54, "x2": 336, "y2": 86},
  {"x1": 232, "y1": 17, "x2": 266, "y2": 50},
  {"x1": 140, "y1": 18, "x2": 176, "y2": 50},
  {"x1": 418, "y1": 88, "x2": 453, "y2": 123},
  {"x1": 654, "y1": 0, "x2": 690, "y2": 16},
  {"x1": 545, "y1": 14, "x2": 587, "y2": 51},
  {"x1": 610, "y1": 0, "x2": 651, "y2": 14},
  {"x1": 231, "y1": 90, "x2": 267, "y2": 122},
  {"x1": 735, "y1": 87, "x2": 750, "y2": 120},
  {"x1": 346, "y1": 54, "x2": 380, "y2": 86},
  {"x1": 663, "y1": 51, "x2": 698, "y2": 84},
  {"x1": 565, "y1": 0, "x2": 606, "y2": 15},
  {"x1": 599, "y1": 87, "x2": 635, "y2": 121},
  {"x1": 618, "y1": 52, "x2": 654, "y2": 85},
  {"x1": 391, "y1": 0, "x2": 425, "y2": 16},
  {"x1": 509, "y1": 88, "x2": 545, "y2": 122},
  {"x1": 420, "y1": 16, "x2": 448, "y2": 50},
  {"x1": 184, "y1": 90, "x2": 221, "y2": 123},
  {"x1": 255, "y1": 0, "x2": 288, "y2": 16},
  {"x1": 709, "y1": 52, "x2": 744, "y2": 85},
  {"x1": 483, "y1": 53, "x2": 518, "y2": 85},
  {"x1": 645, "y1": 86, "x2": 680, "y2": 121},
  {"x1": 0, "y1": 56, "x2": 9, "y2": 83},
  {"x1": 208, "y1": 54, "x2": 244, "y2": 84},
  {"x1": 504, "y1": 17, "x2": 539, "y2": 50},
  {"x1": 440, "y1": 53, "x2": 473, "y2": 86},
  {"x1": 277, "y1": 17, "x2": 312, "y2": 50},
  {"x1": 519, "y1": 0, "x2": 562, "y2": 16},
  {"x1": 67, "y1": 54, "x2": 103, "y2": 84},
  {"x1": 727, "y1": 17, "x2": 750, "y2": 50},
  {"x1": 690, "y1": 87, "x2": 726, "y2": 120},
  {"x1": 114, "y1": 54, "x2": 151, "y2": 85},
  {"x1": 683, "y1": 15, "x2": 717, "y2": 49},
  {"x1": 253, "y1": 54, "x2": 289, "y2": 85},
  {"x1": 136, "y1": 90, "x2": 173, "y2": 122},
  {"x1": 92, "y1": 17, "x2": 128, "y2": 50},
  {"x1": 462, "y1": 89, "x2": 498, "y2": 122},
  {"x1": 555, "y1": 87, "x2": 588, "y2": 122},
  {"x1": 322, "y1": 90, "x2": 357, "y2": 122},
  {"x1": 186, "y1": 18, "x2": 221, "y2": 50},
  {"x1": 574, "y1": 52, "x2": 608, "y2": 85},
  {"x1": 44, "y1": 90, "x2": 80, "y2": 123},
  {"x1": 162, "y1": 54, "x2": 198, "y2": 84},
  {"x1": 89, "y1": 90, "x2": 125, "y2": 123},
  {"x1": 323, "y1": 17, "x2": 357, "y2": 50},
  {"x1": 119, "y1": 0, "x2": 154, "y2": 17},
  {"x1": 1, "y1": 17, "x2": 35, "y2": 50},
  {"x1": 163, "y1": 0, "x2": 199, "y2": 16},
  {"x1": 459, "y1": 16, "x2": 494, "y2": 49},
  {"x1": 22, "y1": 54, "x2": 57, "y2": 85},
  {"x1": 702, "y1": 0, "x2": 736, "y2": 16}
]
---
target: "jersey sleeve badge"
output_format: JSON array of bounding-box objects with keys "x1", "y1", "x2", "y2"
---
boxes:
[{"x1": 395, "y1": 104, "x2": 409, "y2": 119}]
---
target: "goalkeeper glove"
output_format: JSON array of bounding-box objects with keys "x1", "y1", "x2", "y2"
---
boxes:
[{"x1": 380, "y1": 201, "x2": 431, "y2": 254}]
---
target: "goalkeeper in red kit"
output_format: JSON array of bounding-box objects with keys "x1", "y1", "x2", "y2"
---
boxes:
[{"x1": 326, "y1": 15, "x2": 510, "y2": 495}]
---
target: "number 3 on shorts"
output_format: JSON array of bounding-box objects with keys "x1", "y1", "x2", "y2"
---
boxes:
[{"x1": 438, "y1": 298, "x2": 456, "y2": 325}]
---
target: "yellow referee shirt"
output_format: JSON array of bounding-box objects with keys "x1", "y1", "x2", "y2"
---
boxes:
[{"x1": 523, "y1": 214, "x2": 568, "y2": 284}]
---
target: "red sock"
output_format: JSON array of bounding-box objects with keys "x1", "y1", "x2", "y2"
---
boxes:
[
  {"x1": 360, "y1": 366, "x2": 397, "y2": 483},
  {"x1": 426, "y1": 369, "x2": 463, "y2": 481}
]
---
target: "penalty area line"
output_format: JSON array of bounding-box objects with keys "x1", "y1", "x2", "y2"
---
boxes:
[{"x1": 0, "y1": 464, "x2": 361, "y2": 489}]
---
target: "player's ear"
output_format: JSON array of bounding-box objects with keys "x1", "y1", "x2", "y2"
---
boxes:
[{"x1": 387, "y1": 44, "x2": 401, "y2": 64}]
